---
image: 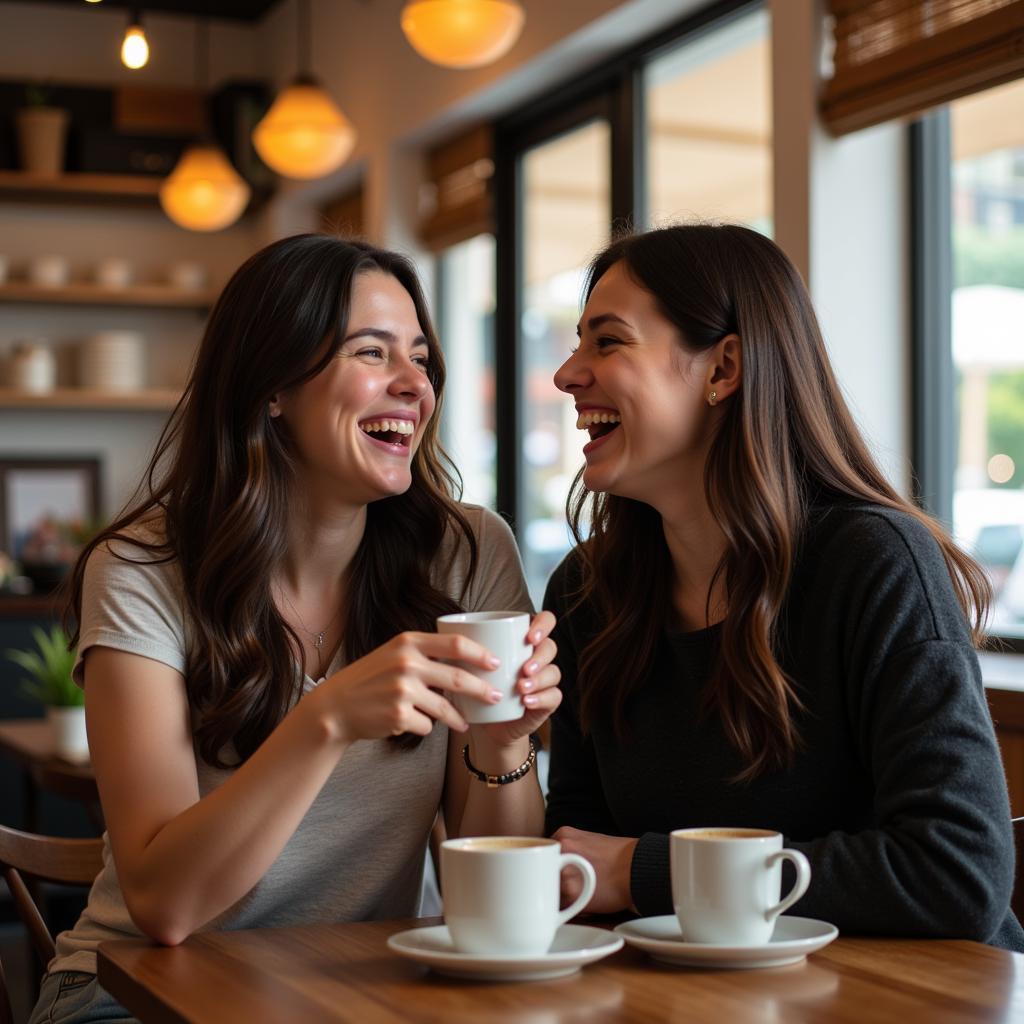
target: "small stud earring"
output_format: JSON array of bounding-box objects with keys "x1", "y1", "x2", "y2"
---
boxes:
[{"x1": 708, "y1": 390, "x2": 718, "y2": 407}]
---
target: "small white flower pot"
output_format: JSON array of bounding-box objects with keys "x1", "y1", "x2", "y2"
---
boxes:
[{"x1": 47, "y1": 705, "x2": 89, "y2": 763}]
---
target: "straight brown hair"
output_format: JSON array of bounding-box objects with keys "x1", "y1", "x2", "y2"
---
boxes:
[
  {"x1": 567, "y1": 224, "x2": 991, "y2": 781},
  {"x1": 65, "y1": 234, "x2": 476, "y2": 767}
]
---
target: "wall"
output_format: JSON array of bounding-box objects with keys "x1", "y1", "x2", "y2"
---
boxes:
[{"x1": 771, "y1": 0, "x2": 910, "y2": 494}]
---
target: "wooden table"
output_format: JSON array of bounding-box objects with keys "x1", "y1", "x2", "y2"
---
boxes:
[
  {"x1": 97, "y1": 917, "x2": 1024, "y2": 1023},
  {"x1": 0, "y1": 718, "x2": 99, "y2": 831}
]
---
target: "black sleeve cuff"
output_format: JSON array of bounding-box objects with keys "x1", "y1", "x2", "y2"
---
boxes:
[{"x1": 630, "y1": 831, "x2": 673, "y2": 917}]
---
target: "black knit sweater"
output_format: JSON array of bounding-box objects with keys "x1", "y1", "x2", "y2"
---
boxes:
[{"x1": 543, "y1": 501, "x2": 1024, "y2": 950}]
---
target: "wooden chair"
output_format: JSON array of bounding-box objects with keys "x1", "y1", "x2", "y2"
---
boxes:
[
  {"x1": 1012, "y1": 817, "x2": 1024, "y2": 924},
  {"x1": 29, "y1": 762, "x2": 104, "y2": 833},
  {"x1": 0, "y1": 825, "x2": 104, "y2": 1024}
]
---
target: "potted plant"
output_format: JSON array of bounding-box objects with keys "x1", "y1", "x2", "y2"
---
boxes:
[
  {"x1": 16, "y1": 81, "x2": 69, "y2": 177},
  {"x1": 7, "y1": 625, "x2": 87, "y2": 762}
]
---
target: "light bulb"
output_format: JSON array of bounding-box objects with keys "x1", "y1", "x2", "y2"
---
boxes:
[{"x1": 121, "y1": 24, "x2": 149, "y2": 69}]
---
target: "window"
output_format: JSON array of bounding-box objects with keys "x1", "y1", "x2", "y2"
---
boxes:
[
  {"x1": 519, "y1": 121, "x2": 612, "y2": 603},
  {"x1": 644, "y1": 8, "x2": 772, "y2": 233},
  {"x1": 438, "y1": 235, "x2": 497, "y2": 510},
  {"x1": 949, "y1": 80, "x2": 1024, "y2": 639}
]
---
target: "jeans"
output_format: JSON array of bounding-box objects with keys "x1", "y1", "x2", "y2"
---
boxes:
[{"x1": 26, "y1": 971, "x2": 137, "y2": 1024}]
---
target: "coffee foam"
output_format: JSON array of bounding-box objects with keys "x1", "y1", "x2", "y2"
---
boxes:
[
  {"x1": 680, "y1": 828, "x2": 777, "y2": 840},
  {"x1": 456, "y1": 838, "x2": 551, "y2": 851}
]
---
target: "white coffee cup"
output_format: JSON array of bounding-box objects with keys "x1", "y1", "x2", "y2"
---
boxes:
[
  {"x1": 168, "y1": 260, "x2": 207, "y2": 291},
  {"x1": 671, "y1": 827, "x2": 811, "y2": 945},
  {"x1": 436, "y1": 611, "x2": 531, "y2": 724},
  {"x1": 441, "y1": 836, "x2": 597, "y2": 955},
  {"x1": 28, "y1": 254, "x2": 69, "y2": 288},
  {"x1": 94, "y1": 258, "x2": 133, "y2": 289}
]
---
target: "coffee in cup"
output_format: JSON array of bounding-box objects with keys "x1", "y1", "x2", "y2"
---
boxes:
[
  {"x1": 441, "y1": 836, "x2": 596, "y2": 955},
  {"x1": 436, "y1": 611, "x2": 531, "y2": 724},
  {"x1": 671, "y1": 827, "x2": 811, "y2": 945}
]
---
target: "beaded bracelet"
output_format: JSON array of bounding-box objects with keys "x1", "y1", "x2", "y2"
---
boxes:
[{"x1": 463, "y1": 739, "x2": 537, "y2": 788}]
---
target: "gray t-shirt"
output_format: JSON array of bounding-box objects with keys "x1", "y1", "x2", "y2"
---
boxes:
[{"x1": 52, "y1": 504, "x2": 532, "y2": 974}]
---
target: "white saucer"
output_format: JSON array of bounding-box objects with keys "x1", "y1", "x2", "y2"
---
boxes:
[
  {"x1": 614, "y1": 915, "x2": 838, "y2": 969},
  {"x1": 387, "y1": 923, "x2": 624, "y2": 981}
]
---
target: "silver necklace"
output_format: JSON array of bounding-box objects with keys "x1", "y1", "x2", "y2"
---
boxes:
[{"x1": 277, "y1": 587, "x2": 342, "y2": 650}]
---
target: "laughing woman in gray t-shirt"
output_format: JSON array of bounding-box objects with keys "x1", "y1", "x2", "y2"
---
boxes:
[{"x1": 29, "y1": 235, "x2": 561, "y2": 1024}]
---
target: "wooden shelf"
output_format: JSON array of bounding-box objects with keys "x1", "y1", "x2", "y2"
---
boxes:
[
  {"x1": 0, "y1": 170, "x2": 163, "y2": 205},
  {"x1": 0, "y1": 282, "x2": 216, "y2": 309},
  {"x1": 0, "y1": 388, "x2": 181, "y2": 411}
]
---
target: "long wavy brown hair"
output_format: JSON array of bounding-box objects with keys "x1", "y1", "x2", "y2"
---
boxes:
[
  {"x1": 567, "y1": 224, "x2": 991, "y2": 781},
  {"x1": 65, "y1": 234, "x2": 476, "y2": 768}
]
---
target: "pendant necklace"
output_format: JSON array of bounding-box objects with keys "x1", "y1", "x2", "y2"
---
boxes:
[{"x1": 277, "y1": 586, "x2": 344, "y2": 662}]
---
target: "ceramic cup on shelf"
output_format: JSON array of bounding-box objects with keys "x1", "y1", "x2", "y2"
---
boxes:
[
  {"x1": 94, "y1": 258, "x2": 134, "y2": 289},
  {"x1": 9, "y1": 340, "x2": 57, "y2": 393},
  {"x1": 440, "y1": 837, "x2": 596, "y2": 955},
  {"x1": 168, "y1": 261, "x2": 207, "y2": 292},
  {"x1": 78, "y1": 331, "x2": 145, "y2": 392},
  {"x1": 28, "y1": 254, "x2": 70, "y2": 288},
  {"x1": 670, "y1": 827, "x2": 812, "y2": 945}
]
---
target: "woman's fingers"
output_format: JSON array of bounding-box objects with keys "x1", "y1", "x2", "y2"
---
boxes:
[
  {"x1": 416, "y1": 658, "x2": 498, "y2": 706},
  {"x1": 521, "y1": 637, "x2": 556, "y2": 677},
  {"x1": 407, "y1": 631, "x2": 499, "y2": 671},
  {"x1": 519, "y1": 662, "x2": 560, "y2": 697},
  {"x1": 526, "y1": 610, "x2": 556, "y2": 646},
  {"x1": 410, "y1": 684, "x2": 468, "y2": 733}
]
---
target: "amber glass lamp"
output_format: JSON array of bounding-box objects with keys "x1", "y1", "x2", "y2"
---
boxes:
[
  {"x1": 252, "y1": 0, "x2": 356, "y2": 180},
  {"x1": 158, "y1": 20, "x2": 250, "y2": 232},
  {"x1": 400, "y1": 0, "x2": 525, "y2": 69}
]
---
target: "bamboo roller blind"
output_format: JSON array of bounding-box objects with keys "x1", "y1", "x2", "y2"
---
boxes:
[
  {"x1": 418, "y1": 124, "x2": 494, "y2": 252},
  {"x1": 822, "y1": 0, "x2": 1024, "y2": 134}
]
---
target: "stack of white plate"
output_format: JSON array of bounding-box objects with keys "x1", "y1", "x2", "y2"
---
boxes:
[{"x1": 79, "y1": 331, "x2": 145, "y2": 392}]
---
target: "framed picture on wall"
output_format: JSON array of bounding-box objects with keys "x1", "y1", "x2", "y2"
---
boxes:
[{"x1": 0, "y1": 457, "x2": 101, "y2": 566}]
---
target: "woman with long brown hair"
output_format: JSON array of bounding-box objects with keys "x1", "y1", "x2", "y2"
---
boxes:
[
  {"x1": 544, "y1": 223, "x2": 1023, "y2": 949},
  {"x1": 30, "y1": 234, "x2": 561, "y2": 1024}
]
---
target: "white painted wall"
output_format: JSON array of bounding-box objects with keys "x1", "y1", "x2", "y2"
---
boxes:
[{"x1": 771, "y1": 0, "x2": 910, "y2": 494}]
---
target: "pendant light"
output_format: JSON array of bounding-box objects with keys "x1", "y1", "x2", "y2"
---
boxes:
[
  {"x1": 252, "y1": 0, "x2": 356, "y2": 180},
  {"x1": 159, "y1": 19, "x2": 250, "y2": 232},
  {"x1": 400, "y1": 0, "x2": 525, "y2": 69},
  {"x1": 120, "y1": 9, "x2": 150, "y2": 69}
]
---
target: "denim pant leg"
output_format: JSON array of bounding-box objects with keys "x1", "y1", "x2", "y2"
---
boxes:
[{"x1": 27, "y1": 970, "x2": 138, "y2": 1024}]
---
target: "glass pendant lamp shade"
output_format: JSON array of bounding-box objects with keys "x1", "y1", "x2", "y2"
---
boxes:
[
  {"x1": 401, "y1": 0, "x2": 525, "y2": 69},
  {"x1": 252, "y1": 77, "x2": 356, "y2": 180},
  {"x1": 159, "y1": 144, "x2": 251, "y2": 232}
]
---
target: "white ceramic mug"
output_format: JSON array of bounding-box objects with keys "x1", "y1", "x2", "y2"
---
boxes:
[
  {"x1": 28, "y1": 254, "x2": 69, "y2": 288},
  {"x1": 94, "y1": 258, "x2": 133, "y2": 289},
  {"x1": 436, "y1": 611, "x2": 531, "y2": 724},
  {"x1": 671, "y1": 827, "x2": 811, "y2": 945},
  {"x1": 168, "y1": 261, "x2": 207, "y2": 291},
  {"x1": 441, "y1": 837, "x2": 596, "y2": 955}
]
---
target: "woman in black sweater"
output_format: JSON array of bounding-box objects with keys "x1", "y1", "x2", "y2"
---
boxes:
[{"x1": 544, "y1": 224, "x2": 1023, "y2": 950}]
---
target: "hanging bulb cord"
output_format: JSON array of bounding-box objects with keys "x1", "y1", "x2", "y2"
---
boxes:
[
  {"x1": 195, "y1": 17, "x2": 214, "y2": 143},
  {"x1": 295, "y1": 0, "x2": 316, "y2": 85}
]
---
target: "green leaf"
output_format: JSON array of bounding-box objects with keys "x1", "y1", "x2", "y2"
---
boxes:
[{"x1": 5, "y1": 625, "x2": 80, "y2": 707}]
